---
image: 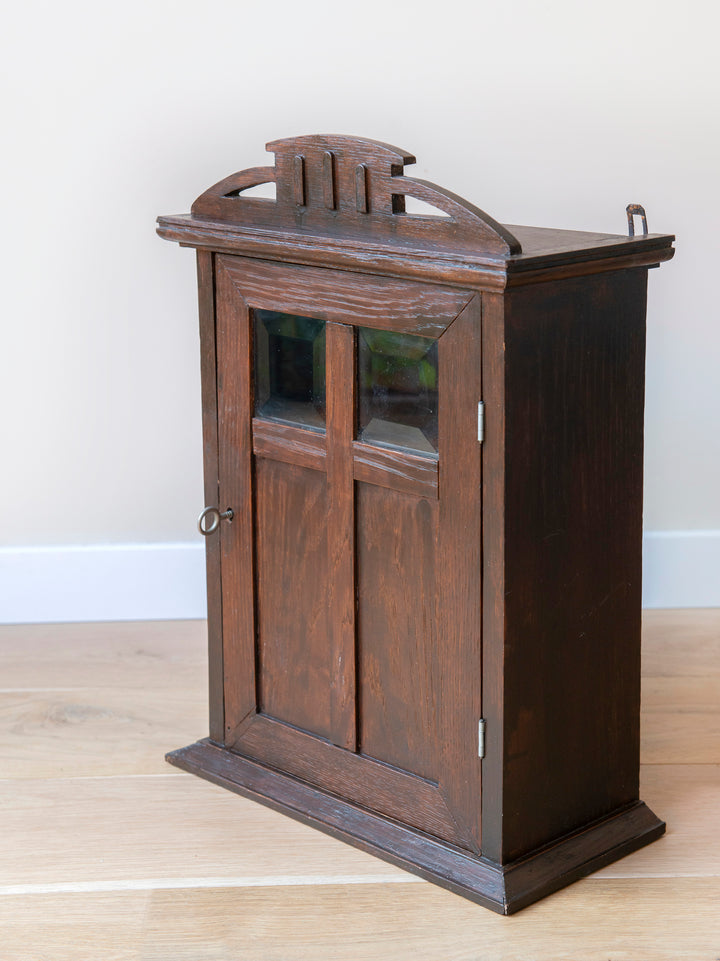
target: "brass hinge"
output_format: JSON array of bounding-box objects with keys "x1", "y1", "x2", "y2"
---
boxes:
[
  {"x1": 477, "y1": 401, "x2": 485, "y2": 444},
  {"x1": 478, "y1": 718, "x2": 486, "y2": 759}
]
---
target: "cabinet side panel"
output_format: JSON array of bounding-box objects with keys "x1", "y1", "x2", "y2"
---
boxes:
[
  {"x1": 356, "y1": 483, "x2": 440, "y2": 782},
  {"x1": 255, "y1": 457, "x2": 334, "y2": 741},
  {"x1": 502, "y1": 269, "x2": 648, "y2": 861}
]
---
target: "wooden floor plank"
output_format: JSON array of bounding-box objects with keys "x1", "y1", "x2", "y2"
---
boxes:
[
  {"x1": 0, "y1": 611, "x2": 718, "y2": 959},
  {"x1": 0, "y1": 774, "x2": 409, "y2": 886},
  {"x1": 0, "y1": 688, "x2": 206, "y2": 778},
  {"x1": 1, "y1": 763, "x2": 718, "y2": 887},
  {"x1": 642, "y1": 608, "x2": 720, "y2": 677},
  {"x1": 2, "y1": 879, "x2": 719, "y2": 961},
  {"x1": 642, "y1": 710, "x2": 720, "y2": 764},
  {"x1": 0, "y1": 892, "x2": 145, "y2": 961},
  {"x1": 1, "y1": 612, "x2": 715, "y2": 688},
  {"x1": 597, "y1": 763, "x2": 720, "y2": 877},
  {"x1": 136, "y1": 879, "x2": 720, "y2": 961},
  {"x1": 642, "y1": 673, "x2": 720, "y2": 712},
  {"x1": 0, "y1": 620, "x2": 206, "y2": 691}
]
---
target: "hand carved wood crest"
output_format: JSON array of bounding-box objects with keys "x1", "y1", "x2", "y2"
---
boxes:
[{"x1": 190, "y1": 135, "x2": 521, "y2": 257}]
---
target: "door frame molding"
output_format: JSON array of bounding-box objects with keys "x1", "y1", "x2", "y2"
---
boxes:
[{"x1": 213, "y1": 254, "x2": 483, "y2": 852}]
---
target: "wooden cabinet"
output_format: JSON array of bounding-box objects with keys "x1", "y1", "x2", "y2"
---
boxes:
[{"x1": 157, "y1": 135, "x2": 674, "y2": 914}]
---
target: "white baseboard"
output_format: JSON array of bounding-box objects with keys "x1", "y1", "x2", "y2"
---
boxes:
[
  {"x1": 642, "y1": 530, "x2": 720, "y2": 609},
  {"x1": 0, "y1": 543, "x2": 206, "y2": 624},
  {"x1": 0, "y1": 531, "x2": 717, "y2": 624}
]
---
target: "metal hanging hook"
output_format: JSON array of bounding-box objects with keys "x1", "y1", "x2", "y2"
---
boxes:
[{"x1": 626, "y1": 204, "x2": 648, "y2": 237}]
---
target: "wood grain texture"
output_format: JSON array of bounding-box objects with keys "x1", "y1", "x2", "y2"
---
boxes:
[
  {"x1": 0, "y1": 608, "x2": 696, "y2": 682},
  {"x1": 355, "y1": 163, "x2": 368, "y2": 214},
  {"x1": 642, "y1": 705, "x2": 720, "y2": 764},
  {"x1": 4, "y1": 880, "x2": 720, "y2": 961},
  {"x1": 352, "y1": 442, "x2": 438, "y2": 498},
  {"x1": 0, "y1": 892, "x2": 147, "y2": 961},
  {"x1": 157, "y1": 216, "x2": 509, "y2": 289},
  {"x1": 253, "y1": 428, "x2": 441, "y2": 497},
  {"x1": 253, "y1": 458, "x2": 332, "y2": 741},
  {"x1": 435, "y1": 295, "x2": 484, "y2": 851},
  {"x1": 134, "y1": 880, "x2": 720, "y2": 961},
  {"x1": 230, "y1": 719, "x2": 467, "y2": 847},
  {"x1": 251, "y1": 418, "x2": 327, "y2": 472},
  {"x1": 1, "y1": 613, "x2": 719, "y2": 957},
  {"x1": 159, "y1": 134, "x2": 673, "y2": 294},
  {"x1": 215, "y1": 260, "x2": 256, "y2": 740},
  {"x1": 506, "y1": 246, "x2": 675, "y2": 286},
  {"x1": 293, "y1": 154, "x2": 306, "y2": 206},
  {"x1": 639, "y1": 610, "x2": 720, "y2": 764},
  {"x1": 196, "y1": 251, "x2": 224, "y2": 743},
  {"x1": 322, "y1": 150, "x2": 336, "y2": 210},
  {"x1": 167, "y1": 740, "x2": 663, "y2": 913},
  {"x1": 642, "y1": 608, "x2": 720, "y2": 677},
  {"x1": 479, "y1": 291, "x2": 507, "y2": 863},
  {"x1": 356, "y1": 484, "x2": 440, "y2": 782},
  {"x1": 325, "y1": 323, "x2": 356, "y2": 749},
  {"x1": 0, "y1": 774, "x2": 406, "y2": 886},
  {"x1": 156, "y1": 142, "x2": 676, "y2": 913},
  {"x1": 506, "y1": 223, "x2": 675, "y2": 275},
  {"x1": 2, "y1": 763, "x2": 717, "y2": 888},
  {"x1": 215, "y1": 255, "x2": 472, "y2": 337},
  {"x1": 0, "y1": 620, "x2": 207, "y2": 691},
  {"x1": 158, "y1": 214, "x2": 674, "y2": 292},
  {"x1": 601, "y1": 763, "x2": 720, "y2": 878},
  {"x1": 498, "y1": 270, "x2": 649, "y2": 862},
  {"x1": 190, "y1": 135, "x2": 520, "y2": 258},
  {"x1": 0, "y1": 688, "x2": 205, "y2": 778}
]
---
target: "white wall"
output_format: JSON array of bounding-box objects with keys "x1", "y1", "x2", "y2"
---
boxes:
[{"x1": 1, "y1": 0, "x2": 718, "y2": 620}]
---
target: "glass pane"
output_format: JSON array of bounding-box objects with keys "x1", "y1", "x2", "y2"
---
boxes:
[
  {"x1": 254, "y1": 310, "x2": 326, "y2": 431},
  {"x1": 357, "y1": 328, "x2": 438, "y2": 456}
]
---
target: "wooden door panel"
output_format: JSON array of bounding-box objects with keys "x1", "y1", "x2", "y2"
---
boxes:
[
  {"x1": 234, "y1": 714, "x2": 473, "y2": 849},
  {"x1": 357, "y1": 484, "x2": 440, "y2": 782},
  {"x1": 215, "y1": 255, "x2": 482, "y2": 852},
  {"x1": 255, "y1": 457, "x2": 332, "y2": 740}
]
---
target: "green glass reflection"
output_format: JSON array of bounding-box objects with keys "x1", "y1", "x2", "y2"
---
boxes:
[
  {"x1": 254, "y1": 310, "x2": 326, "y2": 431},
  {"x1": 357, "y1": 328, "x2": 438, "y2": 455}
]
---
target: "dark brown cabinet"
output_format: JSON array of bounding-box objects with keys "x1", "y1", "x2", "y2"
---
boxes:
[{"x1": 158, "y1": 135, "x2": 674, "y2": 913}]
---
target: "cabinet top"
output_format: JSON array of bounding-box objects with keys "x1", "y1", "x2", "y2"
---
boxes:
[{"x1": 157, "y1": 135, "x2": 674, "y2": 289}]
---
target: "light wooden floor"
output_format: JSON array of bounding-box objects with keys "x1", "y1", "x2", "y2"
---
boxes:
[{"x1": 1, "y1": 611, "x2": 718, "y2": 960}]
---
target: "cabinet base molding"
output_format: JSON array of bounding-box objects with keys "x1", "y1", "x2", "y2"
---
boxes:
[{"x1": 166, "y1": 739, "x2": 665, "y2": 915}]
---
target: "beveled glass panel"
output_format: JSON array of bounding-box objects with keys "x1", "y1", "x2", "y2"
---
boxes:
[
  {"x1": 357, "y1": 328, "x2": 438, "y2": 455},
  {"x1": 254, "y1": 310, "x2": 326, "y2": 431}
]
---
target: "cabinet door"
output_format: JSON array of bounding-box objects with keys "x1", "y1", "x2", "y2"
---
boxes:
[{"x1": 213, "y1": 255, "x2": 483, "y2": 852}]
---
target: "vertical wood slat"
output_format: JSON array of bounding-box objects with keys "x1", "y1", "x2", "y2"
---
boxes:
[
  {"x1": 215, "y1": 261, "x2": 257, "y2": 741},
  {"x1": 323, "y1": 151, "x2": 336, "y2": 210},
  {"x1": 437, "y1": 295, "x2": 483, "y2": 852},
  {"x1": 479, "y1": 291, "x2": 506, "y2": 863},
  {"x1": 196, "y1": 251, "x2": 224, "y2": 743},
  {"x1": 326, "y1": 322, "x2": 356, "y2": 750},
  {"x1": 294, "y1": 155, "x2": 306, "y2": 206},
  {"x1": 355, "y1": 164, "x2": 368, "y2": 213}
]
